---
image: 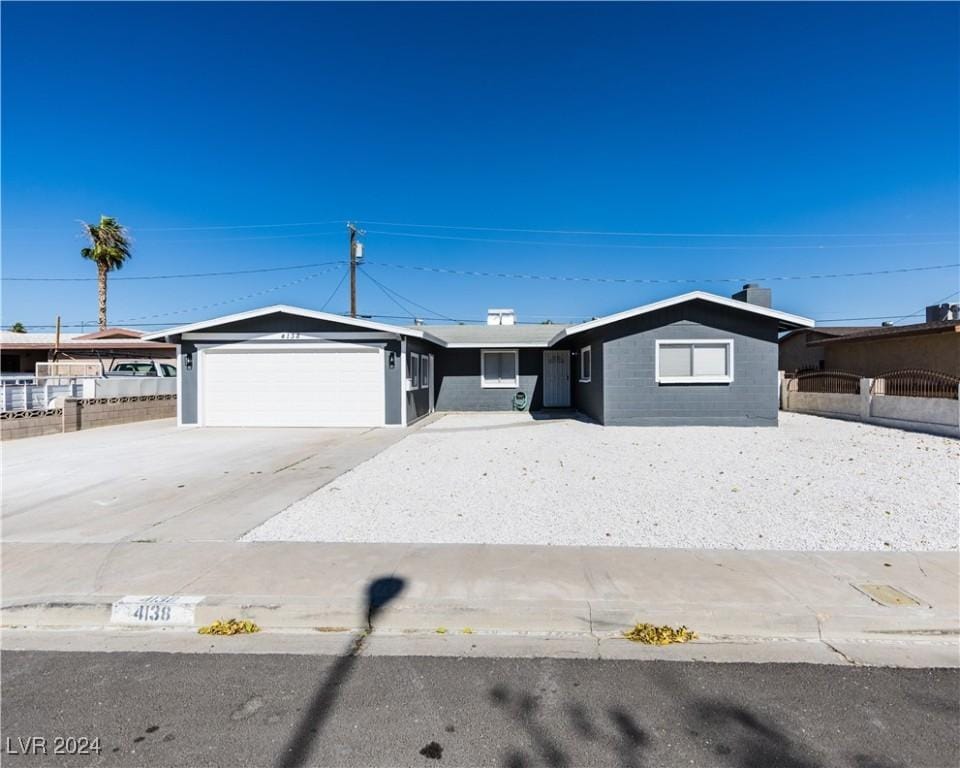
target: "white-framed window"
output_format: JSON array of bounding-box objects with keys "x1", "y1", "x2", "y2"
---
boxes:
[
  {"x1": 481, "y1": 349, "x2": 519, "y2": 388},
  {"x1": 419, "y1": 354, "x2": 430, "y2": 390},
  {"x1": 655, "y1": 339, "x2": 734, "y2": 384},
  {"x1": 407, "y1": 353, "x2": 420, "y2": 390},
  {"x1": 580, "y1": 345, "x2": 592, "y2": 383}
]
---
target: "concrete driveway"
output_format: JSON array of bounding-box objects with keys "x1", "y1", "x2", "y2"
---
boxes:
[{"x1": 2, "y1": 419, "x2": 413, "y2": 543}]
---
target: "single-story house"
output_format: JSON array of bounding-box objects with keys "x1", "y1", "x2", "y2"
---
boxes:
[
  {"x1": 778, "y1": 326, "x2": 873, "y2": 373},
  {"x1": 1, "y1": 327, "x2": 176, "y2": 375},
  {"x1": 145, "y1": 285, "x2": 813, "y2": 428},
  {"x1": 808, "y1": 319, "x2": 960, "y2": 378}
]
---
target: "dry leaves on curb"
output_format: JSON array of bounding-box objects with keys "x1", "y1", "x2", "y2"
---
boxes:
[
  {"x1": 623, "y1": 622, "x2": 697, "y2": 645},
  {"x1": 198, "y1": 618, "x2": 261, "y2": 636}
]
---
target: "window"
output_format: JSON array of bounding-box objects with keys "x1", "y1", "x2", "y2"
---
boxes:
[
  {"x1": 419, "y1": 354, "x2": 430, "y2": 390},
  {"x1": 655, "y1": 339, "x2": 733, "y2": 384},
  {"x1": 580, "y1": 345, "x2": 592, "y2": 382},
  {"x1": 161, "y1": 364, "x2": 177, "y2": 377},
  {"x1": 481, "y1": 349, "x2": 519, "y2": 388},
  {"x1": 407, "y1": 353, "x2": 420, "y2": 390}
]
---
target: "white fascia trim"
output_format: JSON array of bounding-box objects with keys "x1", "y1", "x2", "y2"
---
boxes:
[
  {"x1": 444, "y1": 342, "x2": 549, "y2": 349},
  {"x1": 654, "y1": 338, "x2": 735, "y2": 384},
  {"x1": 143, "y1": 304, "x2": 432, "y2": 341},
  {"x1": 182, "y1": 331, "x2": 397, "y2": 341},
  {"x1": 548, "y1": 291, "x2": 815, "y2": 345}
]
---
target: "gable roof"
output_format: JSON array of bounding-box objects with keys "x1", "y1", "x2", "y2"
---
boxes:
[
  {"x1": 414, "y1": 323, "x2": 571, "y2": 348},
  {"x1": 548, "y1": 290, "x2": 814, "y2": 344},
  {"x1": 141, "y1": 293, "x2": 814, "y2": 349},
  {"x1": 142, "y1": 304, "x2": 446, "y2": 344},
  {"x1": 808, "y1": 319, "x2": 960, "y2": 345},
  {"x1": 0, "y1": 330, "x2": 173, "y2": 349},
  {"x1": 74, "y1": 327, "x2": 144, "y2": 340}
]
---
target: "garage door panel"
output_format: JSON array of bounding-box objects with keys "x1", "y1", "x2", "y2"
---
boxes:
[{"x1": 201, "y1": 348, "x2": 384, "y2": 427}]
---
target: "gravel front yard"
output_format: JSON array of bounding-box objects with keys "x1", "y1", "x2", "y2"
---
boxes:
[{"x1": 242, "y1": 412, "x2": 959, "y2": 550}]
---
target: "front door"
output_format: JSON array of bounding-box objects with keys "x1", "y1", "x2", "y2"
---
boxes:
[{"x1": 543, "y1": 350, "x2": 571, "y2": 407}]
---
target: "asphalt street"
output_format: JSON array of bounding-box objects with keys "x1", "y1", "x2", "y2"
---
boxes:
[{"x1": 2, "y1": 649, "x2": 958, "y2": 768}]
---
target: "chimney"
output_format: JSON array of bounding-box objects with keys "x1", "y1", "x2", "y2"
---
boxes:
[
  {"x1": 487, "y1": 308, "x2": 516, "y2": 325},
  {"x1": 926, "y1": 303, "x2": 952, "y2": 323},
  {"x1": 732, "y1": 283, "x2": 771, "y2": 308}
]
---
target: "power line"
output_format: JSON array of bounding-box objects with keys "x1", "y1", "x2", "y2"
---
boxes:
[
  {"x1": 4, "y1": 219, "x2": 347, "y2": 233},
  {"x1": 136, "y1": 220, "x2": 345, "y2": 232},
  {"x1": 816, "y1": 314, "x2": 922, "y2": 322},
  {"x1": 364, "y1": 261, "x2": 958, "y2": 285},
  {"x1": 889, "y1": 290, "x2": 960, "y2": 326},
  {"x1": 360, "y1": 267, "x2": 459, "y2": 322},
  {"x1": 152, "y1": 230, "x2": 343, "y2": 244},
  {"x1": 319, "y1": 267, "x2": 350, "y2": 312},
  {"x1": 114, "y1": 265, "x2": 344, "y2": 323},
  {"x1": 362, "y1": 229, "x2": 957, "y2": 252},
  {"x1": 361, "y1": 270, "x2": 418, "y2": 320},
  {"x1": 358, "y1": 219, "x2": 958, "y2": 239},
  {"x1": 3, "y1": 261, "x2": 345, "y2": 282}
]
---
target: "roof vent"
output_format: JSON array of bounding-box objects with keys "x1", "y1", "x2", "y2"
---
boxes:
[
  {"x1": 487, "y1": 308, "x2": 516, "y2": 325},
  {"x1": 732, "y1": 283, "x2": 771, "y2": 308}
]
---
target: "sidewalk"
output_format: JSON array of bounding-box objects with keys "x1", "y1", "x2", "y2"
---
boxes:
[{"x1": 3, "y1": 541, "x2": 958, "y2": 665}]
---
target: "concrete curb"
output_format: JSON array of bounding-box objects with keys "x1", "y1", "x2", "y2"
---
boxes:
[{"x1": 4, "y1": 594, "x2": 958, "y2": 644}]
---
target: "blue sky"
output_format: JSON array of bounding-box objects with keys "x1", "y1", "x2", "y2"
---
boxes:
[{"x1": 2, "y1": 1, "x2": 958, "y2": 331}]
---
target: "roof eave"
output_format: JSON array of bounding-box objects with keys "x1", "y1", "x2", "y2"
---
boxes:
[
  {"x1": 142, "y1": 304, "x2": 431, "y2": 342},
  {"x1": 548, "y1": 291, "x2": 814, "y2": 344}
]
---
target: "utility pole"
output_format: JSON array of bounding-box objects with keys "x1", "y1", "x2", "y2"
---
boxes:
[{"x1": 347, "y1": 222, "x2": 365, "y2": 318}]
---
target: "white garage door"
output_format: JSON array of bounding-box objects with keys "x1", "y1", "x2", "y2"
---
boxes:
[{"x1": 201, "y1": 347, "x2": 385, "y2": 427}]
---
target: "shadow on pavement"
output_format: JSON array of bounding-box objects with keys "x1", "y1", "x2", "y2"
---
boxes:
[
  {"x1": 275, "y1": 576, "x2": 405, "y2": 768},
  {"x1": 489, "y1": 666, "x2": 906, "y2": 768}
]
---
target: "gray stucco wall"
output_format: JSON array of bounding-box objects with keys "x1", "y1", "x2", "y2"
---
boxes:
[
  {"x1": 575, "y1": 301, "x2": 780, "y2": 426},
  {"x1": 166, "y1": 312, "x2": 406, "y2": 426},
  {"x1": 435, "y1": 348, "x2": 543, "y2": 411}
]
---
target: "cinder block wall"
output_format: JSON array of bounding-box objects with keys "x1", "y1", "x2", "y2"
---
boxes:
[
  {"x1": 1, "y1": 396, "x2": 176, "y2": 441},
  {"x1": 0, "y1": 412, "x2": 64, "y2": 441}
]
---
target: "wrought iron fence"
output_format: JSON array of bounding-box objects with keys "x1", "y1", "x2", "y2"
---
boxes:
[
  {"x1": 788, "y1": 370, "x2": 862, "y2": 395},
  {"x1": 871, "y1": 370, "x2": 960, "y2": 400}
]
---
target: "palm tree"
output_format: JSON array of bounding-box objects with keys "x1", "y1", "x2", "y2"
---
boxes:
[
  {"x1": 9, "y1": 322, "x2": 27, "y2": 333},
  {"x1": 81, "y1": 215, "x2": 132, "y2": 330}
]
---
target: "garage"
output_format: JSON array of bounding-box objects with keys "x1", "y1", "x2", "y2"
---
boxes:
[{"x1": 200, "y1": 345, "x2": 385, "y2": 427}]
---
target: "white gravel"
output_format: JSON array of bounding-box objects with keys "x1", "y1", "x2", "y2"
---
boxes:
[{"x1": 242, "y1": 412, "x2": 959, "y2": 551}]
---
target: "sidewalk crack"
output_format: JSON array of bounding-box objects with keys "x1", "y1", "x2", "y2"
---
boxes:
[{"x1": 817, "y1": 616, "x2": 859, "y2": 666}]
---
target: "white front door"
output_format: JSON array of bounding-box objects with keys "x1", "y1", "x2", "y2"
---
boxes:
[
  {"x1": 543, "y1": 350, "x2": 571, "y2": 407},
  {"x1": 201, "y1": 346, "x2": 385, "y2": 427}
]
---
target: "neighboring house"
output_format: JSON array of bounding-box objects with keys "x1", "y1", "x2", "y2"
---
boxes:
[
  {"x1": 145, "y1": 285, "x2": 813, "y2": 428},
  {"x1": 808, "y1": 319, "x2": 960, "y2": 377},
  {"x1": 778, "y1": 327, "x2": 873, "y2": 373},
  {"x1": 0, "y1": 327, "x2": 175, "y2": 374}
]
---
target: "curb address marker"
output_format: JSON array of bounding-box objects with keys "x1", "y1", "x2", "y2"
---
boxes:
[{"x1": 111, "y1": 595, "x2": 205, "y2": 626}]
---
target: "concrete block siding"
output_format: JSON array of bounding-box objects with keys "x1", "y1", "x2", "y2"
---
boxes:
[
  {"x1": 435, "y1": 348, "x2": 543, "y2": 412},
  {"x1": 590, "y1": 302, "x2": 779, "y2": 426}
]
